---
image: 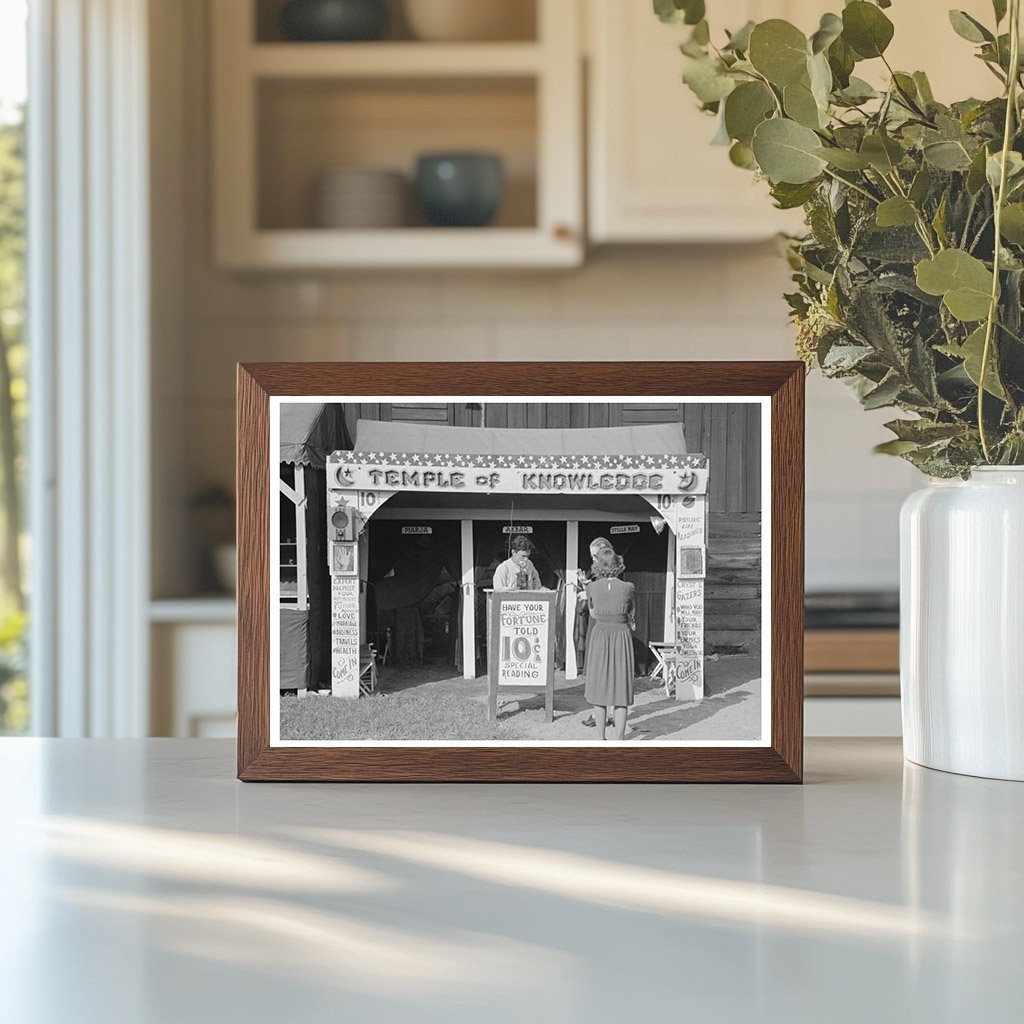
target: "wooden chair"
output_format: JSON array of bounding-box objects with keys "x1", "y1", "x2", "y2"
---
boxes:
[
  {"x1": 648, "y1": 641, "x2": 675, "y2": 697},
  {"x1": 359, "y1": 644, "x2": 378, "y2": 696}
]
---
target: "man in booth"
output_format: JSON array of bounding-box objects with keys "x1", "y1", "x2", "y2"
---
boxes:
[{"x1": 492, "y1": 534, "x2": 543, "y2": 592}]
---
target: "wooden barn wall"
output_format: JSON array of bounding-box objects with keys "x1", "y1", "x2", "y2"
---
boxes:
[{"x1": 343, "y1": 401, "x2": 763, "y2": 655}]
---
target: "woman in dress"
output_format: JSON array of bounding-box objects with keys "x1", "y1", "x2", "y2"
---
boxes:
[{"x1": 583, "y1": 547, "x2": 636, "y2": 741}]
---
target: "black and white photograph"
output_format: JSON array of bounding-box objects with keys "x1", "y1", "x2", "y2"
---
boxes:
[{"x1": 270, "y1": 397, "x2": 770, "y2": 746}]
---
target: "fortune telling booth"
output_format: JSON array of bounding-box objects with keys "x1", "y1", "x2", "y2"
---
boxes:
[{"x1": 324, "y1": 421, "x2": 710, "y2": 702}]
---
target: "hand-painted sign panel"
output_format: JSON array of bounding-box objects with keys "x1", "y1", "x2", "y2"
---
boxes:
[
  {"x1": 330, "y1": 452, "x2": 708, "y2": 496},
  {"x1": 495, "y1": 598, "x2": 551, "y2": 687}
]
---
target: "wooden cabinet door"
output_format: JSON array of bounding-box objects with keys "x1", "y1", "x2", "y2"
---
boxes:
[
  {"x1": 586, "y1": 0, "x2": 998, "y2": 244},
  {"x1": 587, "y1": 0, "x2": 809, "y2": 243}
]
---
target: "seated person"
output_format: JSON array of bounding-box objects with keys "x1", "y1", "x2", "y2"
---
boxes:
[{"x1": 493, "y1": 535, "x2": 542, "y2": 591}]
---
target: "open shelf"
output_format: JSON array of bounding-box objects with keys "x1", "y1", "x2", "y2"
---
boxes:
[
  {"x1": 213, "y1": 0, "x2": 581, "y2": 268},
  {"x1": 249, "y1": 42, "x2": 544, "y2": 77},
  {"x1": 254, "y1": 0, "x2": 538, "y2": 45},
  {"x1": 257, "y1": 76, "x2": 537, "y2": 232}
]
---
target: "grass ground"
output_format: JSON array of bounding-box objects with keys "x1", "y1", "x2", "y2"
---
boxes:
[{"x1": 280, "y1": 654, "x2": 762, "y2": 743}]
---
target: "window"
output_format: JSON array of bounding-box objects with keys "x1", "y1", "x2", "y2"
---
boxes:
[{"x1": 0, "y1": 0, "x2": 27, "y2": 734}]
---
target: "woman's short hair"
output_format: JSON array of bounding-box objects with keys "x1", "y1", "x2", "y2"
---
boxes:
[
  {"x1": 591, "y1": 547, "x2": 625, "y2": 578},
  {"x1": 589, "y1": 536, "x2": 613, "y2": 559},
  {"x1": 510, "y1": 534, "x2": 532, "y2": 554}
]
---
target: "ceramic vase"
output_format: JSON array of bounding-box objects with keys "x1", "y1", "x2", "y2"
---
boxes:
[
  {"x1": 900, "y1": 467, "x2": 1024, "y2": 781},
  {"x1": 403, "y1": 0, "x2": 534, "y2": 41},
  {"x1": 281, "y1": 0, "x2": 388, "y2": 42},
  {"x1": 415, "y1": 152, "x2": 504, "y2": 227}
]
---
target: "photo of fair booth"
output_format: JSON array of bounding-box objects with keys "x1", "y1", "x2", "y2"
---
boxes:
[{"x1": 325, "y1": 420, "x2": 710, "y2": 704}]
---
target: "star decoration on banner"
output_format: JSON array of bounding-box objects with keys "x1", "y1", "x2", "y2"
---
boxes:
[{"x1": 332, "y1": 451, "x2": 708, "y2": 470}]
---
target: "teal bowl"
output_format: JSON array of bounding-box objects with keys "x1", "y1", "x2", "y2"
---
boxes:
[
  {"x1": 415, "y1": 153, "x2": 505, "y2": 228},
  {"x1": 281, "y1": 0, "x2": 388, "y2": 42}
]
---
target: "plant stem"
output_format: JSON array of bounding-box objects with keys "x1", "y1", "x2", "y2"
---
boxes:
[
  {"x1": 822, "y1": 167, "x2": 880, "y2": 205},
  {"x1": 884, "y1": 171, "x2": 939, "y2": 254},
  {"x1": 979, "y1": 0, "x2": 1021, "y2": 462}
]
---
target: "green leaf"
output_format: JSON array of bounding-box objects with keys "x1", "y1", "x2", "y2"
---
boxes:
[
  {"x1": 771, "y1": 180, "x2": 820, "y2": 209},
  {"x1": 862, "y1": 374, "x2": 903, "y2": 409},
  {"x1": 827, "y1": 36, "x2": 856, "y2": 88},
  {"x1": 1000, "y1": 203, "x2": 1024, "y2": 244},
  {"x1": 814, "y1": 146, "x2": 872, "y2": 170},
  {"x1": 842, "y1": 1, "x2": 895, "y2": 59},
  {"x1": 939, "y1": 326, "x2": 1006, "y2": 398},
  {"x1": 993, "y1": 0, "x2": 1008, "y2": 24},
  {"x1": 913, "y1": 71, "x2": 935, "y2": 104},
  {"x1": 711, "y1": 110, "x2": 731, "y2": 145},
  {"x1": 932, "y1": 190, "x2": 950, "y2": 247},
  {"x1": 691, "y1": 19, "x2": 710, "y2": 45},
  {"x1": 724, "y1": 20, "x2": 755, "y2": 53},
  {"x1": 884, "y1": 418, "x2": 963, "y2": 443},
  {"x1": 909, "y1": 164, "x2": 933, "y2": 205},
  {"x1": 915, "y1": 249, "x2": 994, "y2": 322},
  {"x1": 923, "y1": 140, "x2": 973, "y2": 171},
  {"x1": 874, "y1": 439, "x2": 922, "y2": 455},
  {"x1": 810, "y1": 12, "x2": 843, "y2": 54},
  {"x1": 748, "y1": 20, "x2": 809, "y2": 86},
  {"x1": 682, "y1": 57, "x2": 736, "y2": 104},
  {"x1": 891, "y1": 72, "x2": 924, "y2": 112},
  {"x1": 653, "y1": 0, "x2": 705, "y2": 26},
  {"x1": 729, "y1": 140, "x2": 757, "y2": 169},
  {"x1": 876, "y1": 197, "x2": 918, "y2": 228},
  {"x1": 808, "y1": 51, "x2": 833, "y2": 108},
  {"x1": 967, "y1": 144, "x2": 991, "y2": 194},
  {"x1": 784, "y1": 80, "x2": 825, "y2": 129},
  {"x1": 723, "y1": 81, "x2": 775, "y2": 144},
  {"x1": 837, "y1": 76, "x2": 879, "y2": 104},
  {"x1": 986, "y1": 150, "x2": 1024, "y2": 191},
  {"x1": 751, "y1": 118, "x2": 828, "y2": 184},
  {"x1": 860, "y1": 133, "x2": 904, "y2": 173},
  {"x1": 948, "y1": 10, "x2": 994, "y2": 44}
]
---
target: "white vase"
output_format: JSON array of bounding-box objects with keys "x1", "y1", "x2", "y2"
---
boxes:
[{"x1": 900, "y1": 467, "x2": 1024, "y2": 780}]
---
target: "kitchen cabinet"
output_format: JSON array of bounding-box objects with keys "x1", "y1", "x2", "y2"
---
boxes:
[
  {"x1": 586, "y1": 0, "x2": 999, "y2": 244},
  {"x1": 587, "y1": 0, "x2": 811, "y2": 243},
  {"x1": 211, "y1": 0, "x2": 583, "y2": 269}
]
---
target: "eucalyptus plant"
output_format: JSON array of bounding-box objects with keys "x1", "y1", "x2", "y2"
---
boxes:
[{"x1": 657, "y1": 0, "x2": 1024, "y2": 475}]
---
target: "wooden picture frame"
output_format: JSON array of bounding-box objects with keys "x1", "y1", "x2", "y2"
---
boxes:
[{"x1": 237, "y1": 362, "x2": 804, "y2": 782}]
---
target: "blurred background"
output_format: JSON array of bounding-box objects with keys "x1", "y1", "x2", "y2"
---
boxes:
[{"x1": 0, "y1": 0, "x2": 998, "y2": 739}]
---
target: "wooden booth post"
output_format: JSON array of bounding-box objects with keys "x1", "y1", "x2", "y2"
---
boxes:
[
  {"x1": 670, "y1": 492, "x2": 707, "y2": 701},
  {"x1": 488, "y1": 590, "x2": 557, "y2": 723},
  {"x1": 326, "y1": 489, "x2": 394, "y2": 698}
]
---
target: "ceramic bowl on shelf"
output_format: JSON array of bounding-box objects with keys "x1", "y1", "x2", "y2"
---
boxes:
[
  {"x1": 315, "y1": 167, "x2": 408, "y2": 229},
  {"x1": 414, "y1": 152, "x2": 504, "y2": 227},
  {"x1": 280, "y1": 0, "x2": 388, "y2": 42},
  {"x1": 403, "y1": 0, "x2": 534, "y2": 42}
]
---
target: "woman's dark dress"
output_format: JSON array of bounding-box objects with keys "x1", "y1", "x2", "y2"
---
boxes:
[{"x1": 583, "y1": 577, "x2": 636, "y2": 708}]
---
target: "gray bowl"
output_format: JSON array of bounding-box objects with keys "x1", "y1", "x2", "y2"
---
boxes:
[
  {"x1": 415, "y1": 152, "x2": 505, "y2": 228},
  {"x1": 280, "y1": 0, "x2": 388, "y2": 42}
]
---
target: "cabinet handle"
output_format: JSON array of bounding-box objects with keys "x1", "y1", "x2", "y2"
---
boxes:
[{"x1": 553, "y1": 224, "x2": 574, "y2": 241}]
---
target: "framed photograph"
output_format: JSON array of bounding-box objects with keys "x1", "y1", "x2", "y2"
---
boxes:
[{"x1": 237, "y1": 362, "x2": 804, "y2": 782}]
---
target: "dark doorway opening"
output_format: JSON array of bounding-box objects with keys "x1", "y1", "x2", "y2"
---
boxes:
[
  {"x1": 367, "y1": 520, "x2": 463, "y2": 670},
  {"x1": 577, "y1": 520, "x2": 669, "y2": 674}
]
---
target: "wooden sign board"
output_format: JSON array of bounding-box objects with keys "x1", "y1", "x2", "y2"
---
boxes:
[{"x1": 488, "y1": 590, "x2": 557, "y2": 723}]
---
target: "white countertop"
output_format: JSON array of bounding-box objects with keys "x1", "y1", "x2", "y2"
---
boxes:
[{"x1": 1, "y1": 738, "x2": 1020, "y2": 1023}]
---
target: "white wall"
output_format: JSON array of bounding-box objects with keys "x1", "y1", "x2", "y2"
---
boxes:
[{"x1": 157, "y1": 0, "x2": 921, "y2": 599}]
